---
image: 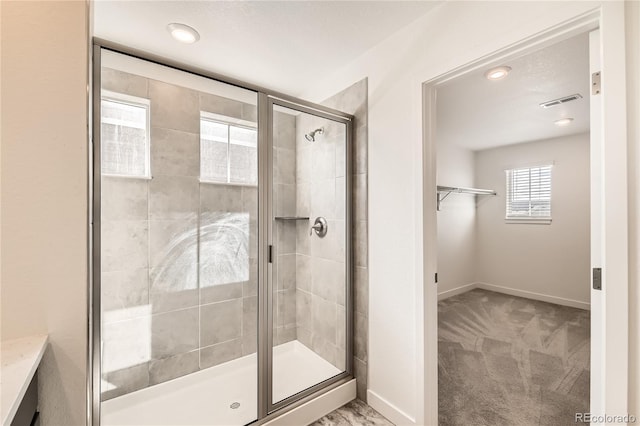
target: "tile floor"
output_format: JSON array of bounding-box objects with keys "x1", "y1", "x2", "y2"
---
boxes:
[{"x1": 310, "y1": 399, "x2": 394, "y2": 426}]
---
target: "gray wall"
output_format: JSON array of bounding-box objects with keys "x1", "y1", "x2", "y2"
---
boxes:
[{"x1": 101, "y1": 68, "x2": 259, "y2": 399}]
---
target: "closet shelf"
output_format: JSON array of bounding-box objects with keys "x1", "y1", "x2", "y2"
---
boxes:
[{"x1": 436, "y1": 185, "x2": 497, "y2": 211}]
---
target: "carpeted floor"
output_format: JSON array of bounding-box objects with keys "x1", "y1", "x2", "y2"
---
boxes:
[
  {"x1": 310, "y1": 399, "x2": 394, "y2": 426},
  {"x1": 438, "y1": 289, "x2": 590, "y2": 426}
]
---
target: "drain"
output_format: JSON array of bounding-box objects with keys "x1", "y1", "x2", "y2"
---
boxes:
[{"x1": 230, "y1": 402, "x2": 241, "y2": 410}]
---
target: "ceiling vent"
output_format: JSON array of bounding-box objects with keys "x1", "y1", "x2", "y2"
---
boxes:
[{"x1": 539, "y1": 94, "x2": 583, "y2": 108}]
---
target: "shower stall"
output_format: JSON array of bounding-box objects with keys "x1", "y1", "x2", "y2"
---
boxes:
[{"x1": 90, "y1": 44, "x2": 353, "y2": 425}]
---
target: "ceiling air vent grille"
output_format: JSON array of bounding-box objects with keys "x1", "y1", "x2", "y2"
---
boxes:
[{"x1": 539, "y1": 93, "x2": 583, "y2": 109}]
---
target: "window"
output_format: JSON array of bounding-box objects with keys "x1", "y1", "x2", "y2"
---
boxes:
[
  {"x1": 101, "y1": 92, "x2": 150, "y2": 178},
  {"x1": 505, "y1": 165, "x2": 552, "y2": 221},
  {"x1": 200, "y1": 114, "x2": 257, "y2": 185}
]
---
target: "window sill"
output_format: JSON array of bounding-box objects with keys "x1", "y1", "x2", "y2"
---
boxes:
[
  {"x1": 102, "y1": 173, "x2": 152, "y2": 180},
  {"x1": 505, "y1": 218, "x2": 552, "y2": 225},
  {"x1": 199, "y1": 179, "x2": 258, "y2": 188}
]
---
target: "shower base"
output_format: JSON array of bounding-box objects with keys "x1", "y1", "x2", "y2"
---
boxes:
[{"x1": 102, "y1": 340, "x2": 342, "y2": 425}]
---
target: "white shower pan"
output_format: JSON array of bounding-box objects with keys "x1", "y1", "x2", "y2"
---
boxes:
[{"x1": 102, "y1": 340, "x2": 343, "y2": 426}]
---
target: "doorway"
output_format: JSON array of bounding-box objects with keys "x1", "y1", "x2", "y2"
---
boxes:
[
  {"x1": 435, "y1": 32, "x2": 592, "y2": 425},
  {"x1": 422, "y1": 8, "x2": 629, "y2": 425}
]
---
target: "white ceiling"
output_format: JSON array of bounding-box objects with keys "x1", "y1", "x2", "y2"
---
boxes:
[
  {"x1": 94, "y1": 1, "x2": 439, "y2": 96},
  {"x1": 436, "y1": 32, "x2": 590, "y2": 151}
]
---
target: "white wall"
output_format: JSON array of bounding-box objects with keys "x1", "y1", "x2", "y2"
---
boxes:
[
  {"x1": 436, "y1": 143, "x2": 476, "y2": 295},
  {"x1": 475, "y1": 134, "x2": 591, "y2": 306},
  {"x1": 304, "y1": 1, "x2": 634, "y2": 423},
  {"x1": 1, "y1": 2, "x2": 88, "y2": 425},
  {"x1": 626, "y1": 0, "x2": 640, "y2": 418}
]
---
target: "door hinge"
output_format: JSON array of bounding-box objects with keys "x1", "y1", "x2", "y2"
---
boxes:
[
  {"x1": 435, "y1": 273, "x2": 438, "y2": 284},
  {"x1": 592, "y1": 71, "x2": 601, "y2": 95},
  {"x1": 268, "y1": 245, "x2": 273, "y2": 263},
  {"x1": 593, "y1": 267, "x2": 602, "y2": 290}
]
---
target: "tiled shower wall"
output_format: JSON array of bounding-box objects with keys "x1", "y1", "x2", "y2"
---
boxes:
[
  {"x1": 273, "y1": 112, "x2": 298, "y2": 345},
  {"x1": 321, "y1": 79, "x2": 369, "y2": 401},
  {"x1": 101, "y1": 67, "x2": 368, "y2": 401},
  {"x1": 294, "y1": 116, "x2": 348, "y2": 372},
  {"x1": 101, "y1": 68, "x2": 260, "y2": 400}
]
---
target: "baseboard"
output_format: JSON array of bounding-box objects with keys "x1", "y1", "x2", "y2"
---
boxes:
[
  {"x1": 437, "y1": 282, "x2": 477, "y2": 300},
  {"x1": 476, "y1": 282, "x2": 591, "y2": 310},
  {"x1": 367, "y1": 389, "x2": 415, "y2": 426},
  {"x1": 264, "y1": 379, "x2": 356, "y2": 426}
]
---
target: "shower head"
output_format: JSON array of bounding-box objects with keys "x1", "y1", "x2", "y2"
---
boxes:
[{"x1": 304, "y1": 127, "x2": 324, "y2": 142}]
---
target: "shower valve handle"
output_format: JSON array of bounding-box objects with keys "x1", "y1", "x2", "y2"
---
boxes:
[{"x1": 310, "y1": 217, "x2": 328, "y2": 237}]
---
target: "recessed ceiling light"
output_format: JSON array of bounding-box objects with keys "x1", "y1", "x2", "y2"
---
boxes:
[
  {"x1": 554, "y1": 118, "x2": 574, "y2": 126},
  {"x1": 167, "y1": 23, "x2": 200, "y2": 44},
  {"x1": 485, "y1": 66, "x2": 512, "y2": 81}
]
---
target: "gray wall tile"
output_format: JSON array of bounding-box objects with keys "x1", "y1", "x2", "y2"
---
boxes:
[
  {"x1": 296, "y1": 255, "x2": 311, "y2": 292},
  {"x1": 310, "y1": 219, "x2": 345, "y2": 262},
  {"x1": 200, "y1": 299, "x2": 242, "y2": 346},
  {"x1": 102, "y1": 178, "x2": 148, "y2": 221},
  {"x1": 149, "y1": 176, "x2": 199, "y2": 220},
  {"x1": 274, "y1": 148, "x2": 295, "y2": 185},
  {"x1": 296, "y1": 290, "x2": 313, "y2": 331},
  {"x1": 149, "y1": 351, "x2": 199, "y2": 385},
  {"x1": 102, "y1": 220, "x2": 148, "y2": 272},
  {"x1": 354, "y1": 312, "x2": 368, "y2": 363},
  {"x1": 102, "y1": 363, "x2": 149, "y2": 401},
  {"x1": 151, "y1": 308, "x2": 199, "y2": 359},
  {"x1": 149, "y1": 219, "x2": 198, "y2": 269},
  {"x1": 354, "y1": 220, "x2": 368, "y2": 268},
  {"x1": 150, "y1": 127, "x2": 199, "y2": 177},
  {"x1": 355, "y1": 267, "x2": 369, "y2": 316},
  {"x1": 277, "y1": 254, "x2": 296, "y2": 290},
  {"x1": 200, "y1": 339, "x2": 243, "y2": 369},
  {"x1": 101, "y1": 268, "x2": 149, "y2": 323},
  {"x1": 199, "y1": 93, "x2": 243, "y2": 120},
  {"x1": 354, "y1": 174, "x2": 368, "y2": 222},
  {"x1": 201, "y1": 282, "x2": 242, "y2": 305},
  {"x1": 243, "y1": 296, "x2": 257, "y2": 338},
  {"x1": 200, "y1": 184, "x2": 243, "y2": 213},
  {"x1": 312, "y1": 295, "x2": 337, "y2": 345},
  {"x1": 102, "y1": 68, "x2": 148, "y2": 98},
  {"x1": 274, "y1": 111, "x2": 296, "y2": 150},
  {"x1": 310, "y1": 178, "x2": 336, "y2": 220},
  {"x1": 311, "y1": 139, "x2": 336, "y2": 180},
  {"x1": 311, "y1": 257, "x2": 344, "y2": 304},
  {"x1": 276, "y1": 222, "x2": 296, "y2": 255},
  {"x1": 149, "y1": 80, "x2": 199, "y2": 133}
]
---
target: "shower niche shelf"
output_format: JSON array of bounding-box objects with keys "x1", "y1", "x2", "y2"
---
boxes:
[{"x1": 274, "y1": 216, "x2": 310, "y2": 221}]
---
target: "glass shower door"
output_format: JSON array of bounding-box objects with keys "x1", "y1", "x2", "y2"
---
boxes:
[
  {"x1": 97, "y1": 49, "x2": 259, "y2": 426},
  {"x1": 268, "y1": 100, "x2": 351, "y2": 407}
]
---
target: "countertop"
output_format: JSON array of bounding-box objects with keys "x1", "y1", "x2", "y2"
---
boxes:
[{"x1": 1, "y1": 335, "x2": 48, "y2": 426}]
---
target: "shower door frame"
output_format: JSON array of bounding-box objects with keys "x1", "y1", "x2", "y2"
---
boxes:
[
  {"x1": 263, "y1": 96, "x2": 354, "y2": 414},
  {"x1": 89, "y1": 40, "x2": 354, "y2": 426}
]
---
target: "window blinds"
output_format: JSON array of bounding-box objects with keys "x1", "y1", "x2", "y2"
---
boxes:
[{"x1": 505, "y1": 165, "x2": 552, "y2": 218}]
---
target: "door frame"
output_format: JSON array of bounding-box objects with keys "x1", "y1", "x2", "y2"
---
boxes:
[{"x1": 421, "y1": 4, "x2": 628, "y2": 425}]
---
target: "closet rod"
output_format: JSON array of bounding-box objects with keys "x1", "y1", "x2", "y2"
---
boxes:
[
  {"x1": 436, "y1": 185, "x2": 497, "y2": 211},
  {"x1": 437, "y1": 185, "x2": 496, "y2": 195}
]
